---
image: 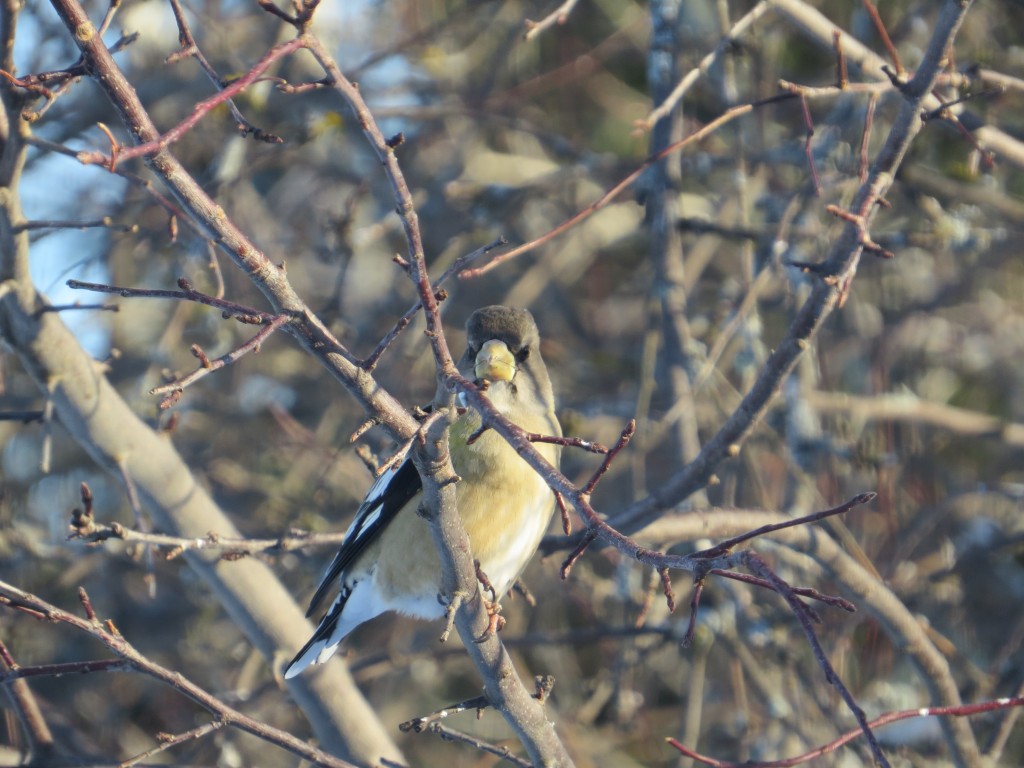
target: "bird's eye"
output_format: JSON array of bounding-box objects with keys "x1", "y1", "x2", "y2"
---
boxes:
[{"x1": 515, "y1": 346, "x2": 530, "y2": 363}]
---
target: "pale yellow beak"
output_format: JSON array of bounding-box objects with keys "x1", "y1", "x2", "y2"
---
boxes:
[{"x1": 474, "y1": 339, "x2": 516, "y2": 383}]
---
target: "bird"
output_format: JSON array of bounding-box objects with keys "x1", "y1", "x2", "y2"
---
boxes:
[{"x1": 284, "y1": 306, "x2": 561, "y2": 678}]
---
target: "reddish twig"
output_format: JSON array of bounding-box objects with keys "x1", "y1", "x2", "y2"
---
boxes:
[
  {"x1": 0, "y1": 67, "x2": 60, "y2": 113},
  {"x1": 560, "y1": 530, "x2": 597, "y2": 580},
  {"x1": 166, "y1": 0, "x2": 282, "y2": 143},
  {"x1": 862, "y1": 0, "x2": 903, "y2": 76},
  {"x1": 76, "y1": 37, "x2": 304, "y2": 169},
  {"x1": 658, "y1": 567, "x2": 675, "y2": 614},
  {"x1": 0, "y1": 638, "x2": 18, "y2": 669},
  {"x1": 77, "y1": 583, "x2": 98, "y2": 623},
  {"x1": 708, "y1": 570, "x2": 856, "y2": 613},
  {"x1": 824, "y1": 205, "x2": 895, "y2": 260},
  {"x1": 742, "y1": 551, "x2": 887, "y2": 766},
  {"x1": 554, "y1": 491, "x2": 571, "y2": 536},
  {"x1": 667, "y1": 696, "x2": 1024, "y2": 767},
  {"x1": 920, "y1": 90, "x2": 999, "y2": 169},
  {"x1": 460, "y1": 96, "x2": 794, "y2": 278},
  {"x1": 581, "y1": 419, "x2": 635, "y2": 495},
  {"x1": 688, "y1": 492, "x2": 876, "y2": 560},
  {"x1": 682, "y1": 579, "x2": 705, "y2": 647}
]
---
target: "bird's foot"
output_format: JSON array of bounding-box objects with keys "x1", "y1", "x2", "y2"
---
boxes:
[
  {"x1": 474, "y1": 559, "x2": 498, "y2": 603},
  {"x1": 475, "y1": 599, "x2": 505, "y2": 642}
]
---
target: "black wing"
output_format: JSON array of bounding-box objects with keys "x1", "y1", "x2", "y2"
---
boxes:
[{"x1": 305, "y1": 456, "x2": 422, "y2": 617}]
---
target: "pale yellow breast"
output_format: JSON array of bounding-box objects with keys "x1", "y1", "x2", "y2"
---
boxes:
[{"x1": 373, "y1": 396, "x2": 560, "y2": 610}]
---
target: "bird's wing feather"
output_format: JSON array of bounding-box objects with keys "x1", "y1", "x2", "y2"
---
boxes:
[{"x1": 305, "y1": 456, "x2": 422, "y2": 616}]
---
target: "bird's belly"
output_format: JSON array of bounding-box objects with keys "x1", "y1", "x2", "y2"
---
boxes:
[
  {"x1": 457, "y1": 456, "x2": 554, "y2": 595},
  {"x1": 373, "y1": 428, "x2": 557, "y2": 611}
]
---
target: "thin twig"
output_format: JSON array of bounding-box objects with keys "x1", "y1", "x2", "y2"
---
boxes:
[
  {"x1": 668, "y1": 696, "x2": 1024, "y2": 767},
  {"x1": 15, "y1": 218, "x2": 137, "y2": 233},
  {"x1": 798, "y1": 94, "x2": 822, "y2": 195},
  {"x1": 523, "y1": 0, "x2": 580, "y2": 41},
  {"x1": 76, "y1": 37, "x2": 303, "y2": 168},
  {"x1": 166, "y1": 0, "x2": 282, "y2": 142},
  {"x1": 689, "y1": 493, "x2": 876, "y2": 559},
  {"x1": 461, "y1": 95, "x2": 794, "y2": 278},
  {"x1": 399, "y1": 694, "x2": 491, "y2": 732},
  {"x1": 421, "y1": 722, "x2": 533, "y2": 768},
  {"x1": 641, "y1": 1, "x2": 771, "y2": 130},
  {"x1": 861, "y1": 0, "x2": 903, "y2": 76},
  {"x1": 859, "y1": 92, "x2": 878, "y2": 182},
  {"x1": 742, "y1": 551, "x2": 888, "y2": 766},
  {"x1": 359, "y1": 238, "x2": 506, "y2": 371},
  {"x1": 149, "y1": 314, "x2": 291, "y2": 408},
  {"x1": 120, "y1": 720, "x2": 226, "y2": 768},
  {"x1": 833, "y1": 29, "x2": 848, "y2": 89},
  {"x1": 69, "y1": 518, "x2": 351, "y2": 558},
  {"x1": 580, "y1": 419, "x2": 635, "y2": 495},
  {"x1": 67, "y1": 278, "x2": 278, "y2": 324}
]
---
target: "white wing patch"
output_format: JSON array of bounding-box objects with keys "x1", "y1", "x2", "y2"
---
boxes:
[
  {"x1": 304, "y1": 457, "x2": 421, "y2": 617},
  {"x1": 340, "y1": 462, "x2": 403, "y2": 542}
]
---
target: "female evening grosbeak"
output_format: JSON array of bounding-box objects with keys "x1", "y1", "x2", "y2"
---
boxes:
[{"x1": 285, "y1": 306, "x2": 560, "y2": 678}]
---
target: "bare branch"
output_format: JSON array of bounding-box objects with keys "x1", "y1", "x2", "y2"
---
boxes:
[{"x1": 0, "y1": 582, "x2": 358, "y2": 768}]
